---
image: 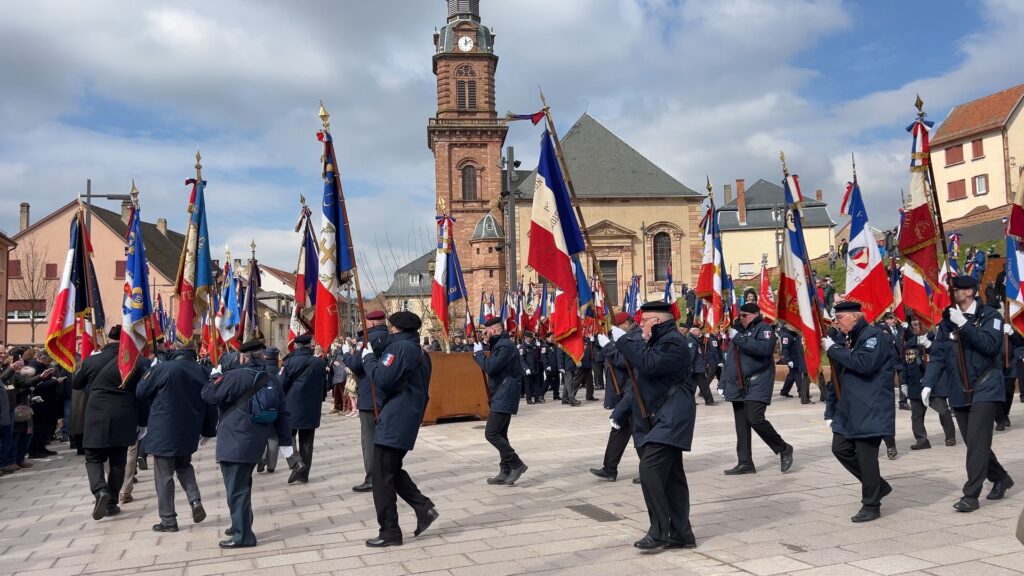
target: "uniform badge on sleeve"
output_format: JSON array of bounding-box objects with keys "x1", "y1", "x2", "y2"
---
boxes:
[
  {"x1": 995, "y1": 319, "x2": 1003, "y2": 331},
  {"x1": 782, "y1": 338, "x2": 789, "y2": 345},
  {"x1": 763, "y1": 330, "x2": 772, "y2": 339},
  {"x1": 864, "y1": 337, "x2": 877, "y2": 349},
  {"x1": 382, "y1": 353, "x2": 395, "y2": 367}
]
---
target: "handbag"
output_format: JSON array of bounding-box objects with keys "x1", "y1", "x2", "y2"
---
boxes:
[{"x1": 14, "y1": 403, "x2": 33, "y2": 423}]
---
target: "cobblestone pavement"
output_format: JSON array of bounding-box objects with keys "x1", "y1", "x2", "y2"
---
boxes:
[{"x1": 2, "y1": 391, "x2": 1023, "y2": 575}]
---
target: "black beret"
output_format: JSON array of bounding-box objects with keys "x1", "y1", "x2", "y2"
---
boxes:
[
  {"x1": 640, "y1": 301, "x2": 672, "y2": 313},
  {"x1": 264, "y1": 346, "x2": 280, "y2": 361},
  {"x1": 951, "y1": 275, "x2": 978, "y2": 290},
  {"x1": 834, "y1": 301, "x2": 862, "y2": 313},
  {"x1": 239, "y1": 339, "x2": 266, "y2": 353},
  {"x1": 523, "y1": 331, "x2": 534, "y2": 338},
  {"x1": 107, "y1": 325, "x2": 122, "y2": 340},
  {"x1": 293, "y1": 333, "x2": 312, "y2": 345},
  {"x1": 389, "y1": 311, "x2": 422, "y2": 331},
  {"x1": 740, "y1": 302, "x2": 760, "y2": 314},
  {"x1": 483, "y1": 317, "x2": 503, "y2": 327}
]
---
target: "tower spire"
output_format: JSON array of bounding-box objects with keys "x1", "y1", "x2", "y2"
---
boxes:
[{"x1": 447, "y1": 0, "x2": 480, "y2": 22}]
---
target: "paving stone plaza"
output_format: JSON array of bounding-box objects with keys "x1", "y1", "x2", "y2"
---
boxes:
[{"x1": 2, "y1": 395, "x2": 1023, "y2": 576}]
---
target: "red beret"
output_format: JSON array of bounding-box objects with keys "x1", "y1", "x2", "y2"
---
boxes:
[
  {"x1": 612, "y1": 312, "x2": 631, "y2": 325},
  {"x1": 366, "y1": 310, "x2": 386, "y2": 320}
]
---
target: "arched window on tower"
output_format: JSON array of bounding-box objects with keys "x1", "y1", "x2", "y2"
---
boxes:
[
  {"x1": 455, "y1": 65, "x2": 477, "y2": 109},
  {"x1": 461, "y1": 165, "x2": 477, "y2": 200},
  {"x1": 653, "y1": 232, "x2": 671, "y2": 281}
]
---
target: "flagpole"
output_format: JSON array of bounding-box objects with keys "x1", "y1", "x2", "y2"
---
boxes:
[
  {"x1": 539, "y1": 89, "x2": 638, "y2": 420},
  {"x1": 77, "y1": 203, "x2": 101, "y2": 362}
]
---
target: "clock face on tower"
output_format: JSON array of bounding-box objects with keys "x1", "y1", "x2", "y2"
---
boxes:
[{"x1": 458, "y1": 36, "x2": 474, "y2": 52}]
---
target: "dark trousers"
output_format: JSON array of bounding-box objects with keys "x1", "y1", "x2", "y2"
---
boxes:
[
  {"x1": 484, "y1": 411, "x2": 522, "y2": 472},
  {"x1": 29, "y1": 407, "x2": 55, "y2": 453},
  {"x1": 571, "y1": 368, "x2": 594, "y2": 400},
  {"x1": 781, "y1": 369, "x2": 811, "y2": 402},
  {"x1": 85, "y1": 447, "x2": 128, "y2": 501},
  {"x1": 602, "y1": 412, "x2": 637, "y2": 474},
  {"x1": 332, "y1": 383, "x2": 345, "y2": 411},
  {"x1": 953, "y1": 402, "x2": 1009, "y2": 499},
  {"x1": 832, "y1": 434, "x2": 889, "y2": 507},
  {"x1": 638, "y1": 442, "x2": 694, "y2": 543},
  {"x1": 372, "y1": 444, "x2": 433, "y2": 541},
  {"x1": 910, "y1": 397, "x2": 957, "y2": 442},
  {"x1": 692, "y1": 374, "x2": 714, "y2": 405},
  {"x1": 545, "y1": 370, "x2": 560, "y2": 399},
  {"x1": 593, "y1": 362, "x2": 605, "y2": 391},
  {"x1": 731, "y1": 401, "x2": 788, "y2": 466},
  {"x1": 220, "y1": 462, "x2": 257, "y2": 545},
  {"x1": 291, "y1": 428, "x2": 316, "y2": 481},
  {"x1": 359, "y1": 411, "x2": 375, "y2": 485},
  {"x1": 153, "y1": 454, "x2": 201, "y2": 525},
  {"x1": 526, "y1": 375, "x2": 545, "y2": 400},
  {"x1": 1003, "y1": 377, "x2": 1017, "y2": 419}
]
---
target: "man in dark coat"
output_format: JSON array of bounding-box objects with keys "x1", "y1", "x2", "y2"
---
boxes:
[
  {"x1": 823, "y1": 301, "x2": 894, "y2": 522},
  {"x1": 520, "y1": 332, "x2": 544, "y2": 404},
  {"x1": 72, "y1": 326, "x2": 147, "y2": 521},
  {"x1": 137, "y1": 345, "x2": 217, "y2": 532},
  {"x1": 568, "y1": 338, "x2": 596, "y2": 402},
  {"x1": 610, "y1": 301, "x2": 696, "y2": 550},
  {"x1": 591, "y1": 312, "x2": 639, "y2": 482},
  {"x1": 543, "y1": 337, "x2": 561, "y2": 401},
  {"x1": 901, "y1": 316, "x2": 952, "y2": 449},
  {"x1": 686, "y1": 328, "x2": 716, "y2": 406},
  {"x1": 778, "y1": 326, "x2": 811, "y2": 403},
  {"x1": 343, "y1": 309, "x2": 389, "y2": 492},
  {"x1": 281, "y1": 333, "x2": 328, "y2": 484},
  {"x1": 202, "y1": 339, "x2": 293, "y2": 548},
  {"x1": 474, "y1": 317, "x2": 528, "y2": 485},
  {"x1": 361, "y1": 311, "x2": 438, "y2": 547},
  {"x1": 720, "y1": 303, "x2": 793, "y2": 475},
  {"x1": 922, "y1": 275, "x2": 1012, "y2": 513}
]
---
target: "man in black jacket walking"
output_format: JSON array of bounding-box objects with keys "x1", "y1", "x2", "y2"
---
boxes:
[
  {"x1": 282, "y1": 333, "x2": 327, "y2": 484},
  {"x1": 474, "y1": 317, "x2": 528, "y2": 486}
]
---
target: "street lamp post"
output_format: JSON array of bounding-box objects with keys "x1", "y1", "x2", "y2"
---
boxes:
[
  {"x1": 79, "y1": 179, "x2": 132, "y2": 234},
  {"x1": 640, "y1": 221, "x2": 648, "y2": 297},
  {"x1": 771, "y1": 203, "x2": 784, "y2": 266}
]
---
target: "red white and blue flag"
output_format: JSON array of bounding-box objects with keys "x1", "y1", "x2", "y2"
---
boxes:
[
  {"x1": 776, "y1": 174, "x2": 823, "y2": 379},
  {"x1": 663, "y1": 263, "x2": 681, "y2": 320},
  {"x1": 430, "y1": 214, "x2": 467, "y2": 338},
  {"x1": 527, "y1": 130, "x2": 586, "y2": 363},
  {"x1": 315, "y1": 128, "x2": 355, "y2": 350},
  {"x1": 889, "y1": 261, "x2": 905, "y2": 321},
  {"x1": 1006, "y1": 234, "x2": 1024, "y2": 335},
  {"x1": 288, "y1": 201, "x2": 318, "y2": 349},
  {"x1": 506, "y1": 110, "x2": 545, "y2": 125},
  {"x1": 624, "y1": 275, "x2": 642, "y2": 321},
  {"x1": 695, "y1": 200, "x2": 726, "y2": 328},
  {"x1": 119, "y1": 200, "x2": 154, "y2": 384},
  {"x1": 478, "y1": 291, "x2": 488, "y2": 325},
  {"x1": 840, "y1": 181, "x2": 892, "y2": 323},
  {"x1": 45, "y1": 212, "x2": 93, "y2": 371},
  {"x1": 218, "y1": 259, "x2": 241, "y2": 351}
]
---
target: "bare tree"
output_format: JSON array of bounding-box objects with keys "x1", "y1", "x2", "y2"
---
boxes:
[{"x1": 10, "y1": 236, "x2": 57, "y2": 343}]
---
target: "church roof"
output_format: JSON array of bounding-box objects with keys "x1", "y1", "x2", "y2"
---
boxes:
[
  {"x1": 516, "y1": 113, "x2": 701, "y2": 200},
  {"x1": 718, "y1": 179, "x2": 834, "y2": 231},
  {"x1": 470, "y1": 212, "x2": 504, "y2": 241}
]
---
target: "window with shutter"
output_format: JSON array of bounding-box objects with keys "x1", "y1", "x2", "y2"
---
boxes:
[
  {"x1": 947, "y1": 179, "x2": 967, "y2": 201},
  {"x1": 45, "y1": 263, "x2": 58, "y2": 279},
  {"x1": 945, "y1": 145, "x2": 964, "y2": 166},
  {"x1": 8, "y1": 259, "x2": 21, "y2": 278},
  {"x1": 115, "y1": 260, "x2": 127, "y2": 279},
  {"x1": 972, "y1": 174, "x2": 988, "y2": 196},
  {"x1": 971, "y1": 139, "x2": 984, "y2": 159}
]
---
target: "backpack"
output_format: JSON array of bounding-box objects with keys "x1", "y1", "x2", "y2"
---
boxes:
[{"x1": 248, "y1": 370, "x2": 282, "y2": 424}]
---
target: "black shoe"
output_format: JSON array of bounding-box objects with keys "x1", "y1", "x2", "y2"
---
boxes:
[
  {"x1": 987, "y1": 477, "x2": 1014, "y2": 500},
  {"x1": 365, "y1": 537, "x2": 401, "y2": 548},
  {"x1": 287, "y1": 458, "x2": 307, "y2": 485},
  {"x1": 953, "y1": 497, "x2": 980, "y2": 512},
  {"x1": 504, "y1": 463, "x2": 528, "y2": 486},
  {"x1": 633, "y1": 535, "x2": 666, "y2": 550},
  {"x1": 571, "y1": 400, "x2": 582, "y2": 406},
  {"x1": 899, "y1": 402, "x2": 911, "y2": 411},
  {"x1": 414, "y1": 507, "x2": 439, "y2": 537},
  {"x1": 41, "y1": 448, "x2": 58, "y2": 456},
  {"x1": 780, "y1": 445, "x2": 794, "y2": 473},
  {"x1": 780, "y1": 393, "x2": 794, "y2": 398},
  {"x1": 487, "y1": 471, "x2": 509, "y2": 485},
  {"x1": 724, "y1": 464, "x2": 756, "y2": 475},
  {"x1": 257, "y1": 460, "x2": 266, "y2": 473},
  {"x1": 266, "y1": 468, "x2": 275, "y2": 473},
  {"x1": 586, "y1": 397, "x2": 598, "y2": 401},
  {"x1": 632, "y1": 477, "x2": 642, "y2": 485},
  {"x1": 93, "y1": 491, "x2": 110, "y2": 521},
  {"x1": 800, "y1": 400, "x2": 815, "y2": 405},
  {"x1": 224, "y1": 528, "x2": 235, "y2": 536},
  {"x1": 910, "y1": 440, "x2": 932, "y2": 450},
  {"x1": 137, "y1": 457, "x2": 148, "y2": 470},
  {"x1": 880, "y1": 482, "x2": 893, "y2": 500},
  {"x1": 352, "y1": 482, "x2": 373, "y2": 492},
  {"x1": 28, "y1": 452, "x2": 49, "y2": 459},
  {"x1": 536, "y1": 398, "x2": 545, "y2": 403},
  {"x1": 526, "y1": 399, "x2": 535, "y2": 405},
  {"x1": 589, "y1": 468, "x2": 617, "y2": 482},
  {"x1": 705, "y1": 401, "x2": 718, "y2": 406},
  {"x1": 945, "y1": 438, "x2": 956, "y2": 447},
  {"x1": 1005, "y1": 417, "x2": 1012, "y2": 428},
  {"x1": 561, "y1": 399, "x2": 571, "y2": 405},
  {"x1": 663, "y1": 538, "x2": 697, "y2": 549},
  {"x1": 105, "y1": 506, "x2": 120, "y2": 517},
  {"x1": 152, "y1": 523, "x2": 179, "y2": 533},
  {"x1": 886, "y1": 446, "x2": 898, "y2": 460},
  {"x1": 851, "y1": 506, "x2": 880, "y2": 523},
  {"x1": 219, "y1": 540, "x2": 256, "y2": 549},
  {"x1": 996, "y1": 420, "x2": 1005, "y2": 431},
  {"x1": 191, "y1": 501, "x2": 206, "y2": 524}
]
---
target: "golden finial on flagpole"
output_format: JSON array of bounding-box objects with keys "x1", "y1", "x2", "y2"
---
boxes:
[
  {"x1": 225, "y1": 245, "x2": 232, "y2": 261},
  {"x1": 130, "y1": 179, "x2": 140, "y2": 206},
  {"x1": 779, "y1": 150, "x2": 790, "y2": 176},
  {"x1": 195, "y1": 149, "x2": 203, "y2": 179},
  {"x1": 250, "y1": 239, "x2": 256, "y2": 260},
  {"x1": 299, "y1": 194, "x2": 306, "y2": 206},
  {"x1": 915, "y1": 94, "x2": 925, "y2": 117},
  {"x1": 705, "y1": 175, "x2": 712, "y2": 195},
  {"x1": 319, "y1": 100, "x2": 330, "y2": 130}
]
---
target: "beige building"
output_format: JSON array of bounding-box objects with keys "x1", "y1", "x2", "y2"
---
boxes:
[
  {"x1": 717, "y1": 179, "x2": 835, "y2": 279},
  {"x1": 381, "y1": 251, "x2": 444, "y2": 339},
  {"x1": 0, "y1": 231, "x2": 17, "y2": 346},
  {"x1": 8, "y1": 200, "x2": 183, "y2": 346},
  {"x1": 931, "y1": 83, "x2": 1024, "y2": 221}
]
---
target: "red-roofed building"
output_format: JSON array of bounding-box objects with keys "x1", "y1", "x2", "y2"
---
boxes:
[{"x1": 931, "y1": 84, "x2": 1024, "y2": 220}]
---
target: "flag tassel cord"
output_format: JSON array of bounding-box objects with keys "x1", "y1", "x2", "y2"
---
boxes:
[{"x1": 538, "y1": 89, "x2": 644, "y2": 423}]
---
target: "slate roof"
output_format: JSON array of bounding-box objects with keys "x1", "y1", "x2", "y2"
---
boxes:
[
  {"x1": 718, "y1": 179, "x2": 834, "y2": 231},
  {"x1": 92, "y1": 205, "x2": 185, "y2": 280},
  {"x1": 931, "y1": 84, "x2": 1024, "y2": 146},
  {"x1": 471, "y1": 213, "x2": 504, "y2": 241},
  {"x1": 383, "y1": 250, "x2": 434, "y2": 297},
  {"x1": 515, "y1": 113, "x2": 701, "y2": 199}
]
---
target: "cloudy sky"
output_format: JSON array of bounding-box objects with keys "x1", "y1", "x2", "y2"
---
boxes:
[{"x1": 1, "y1": 0, "x2": 1022, "y2": 292}]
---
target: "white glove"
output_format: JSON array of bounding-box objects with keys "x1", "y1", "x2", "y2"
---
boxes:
[
  {"x1": 948, "y1": 306, "x2": 967, "y2": 327},
  {"x1": 199, "y1": 436, "x2": 211, "y2": 446},
  {"x1": 30, "y1": 396, "x2": 43, "y2": 404},
  {"x1": 559, "y1": 368, "x2": 565, "y2": 374},
  {"x1": 597, "y1": 334, "x2": 610, "y2": 347},
  {"x1": 356, "y1": 342, "x2": 364, "y2": 350},
  {"x1": 1005, "y1": 324, "x2": 1015, "y2": 336},
  {"x1": 150, "y1": 357, "x2": 160, "y2": 368},
  {"x1": 342, "y1": 343, "x2": 351, "y2": 354},
  {"x1": 821, "y1": 337, "x2": 835, "y2": 352},
  {"x1": 610, "y1": 418, "x2": 621, "y2": 431},
  {"x1": 825, "y1": 419, "x2": 833, "y2": 429},
  {"x1": 787, "y1": 362, "x2": 794, "y2": 369},
  {"x1": 917, "y1": 334, "x2": 931, "y2": 349},
  {"x1": 210, "y1": 366, "x2": 222, "y2": 376},
  {"x1": 525, "y1": 369, "x2": 531, "y2": 375},
  {"x1": 546, "y1": 366, "x2": 551, "y2": 372},
  {"x1": 137, "y1": 427, "x2": 148, "y2": 441},
  {"x1": 717, "y1": 388, "x2": 725, "y2": 398},
  {"x1": 901, "y1": 322, "x2": 909, "y2": 329},
  {"x1": 473, "y1": 342, "x2": 483, "y2": 353},
  {"x1": 728, "y1": 328, "x2": 739, "y2": 339},
  {"x1": 362, "y1": 344, "x2": 373, "y2": 358},
  {"x1": 610, "y1": 327, "x2": 626, "y2": 341},
  {"x1": 921, "y1": 387, "x2": 931, "y2": 404},
  {"x1": 280, "y1": 446, "x2": 294, "y2": 459},
  {"x1": 900, "y1": 384, "x2": 909, "y2": 397}
]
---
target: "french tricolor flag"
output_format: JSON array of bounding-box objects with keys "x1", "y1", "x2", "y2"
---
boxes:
[
  {"x1": 663, "y1": 264, "x2": 680, "y2": 320},
  {"x1": 430, "y1": 214, "x2": 466, "y2": 337},
  {"x1": 840, "y1": 182, "x2": 892, "y2": 323},
  {"x1": 776, "y1": 176, "x2": 822, "y2": 380}
]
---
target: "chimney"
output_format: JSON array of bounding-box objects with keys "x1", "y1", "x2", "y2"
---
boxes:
[
  {"x1": 19, "y1": 202, "x2": 29, "y2": 232},
  {"x1": 157, "y1": 218, "x2": 168, "y2": 236},
  {"x1": 120, "y1": 199, "x2": 132, "y2": 225},
  {"x1": 815, "y1": 188, "x2": 823, "y2": 202},
  {"x1": 736, "y1": 179, "x2": 747, "y2": 226},
  {"x1": 724, "y1": 184, "x2": 733, "y2": 205}
]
